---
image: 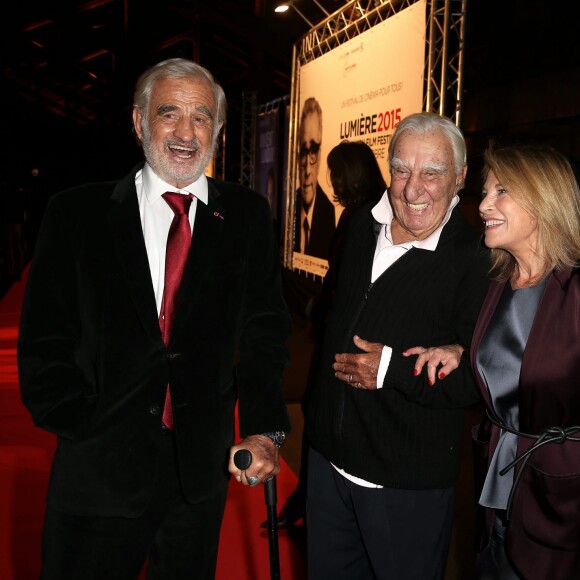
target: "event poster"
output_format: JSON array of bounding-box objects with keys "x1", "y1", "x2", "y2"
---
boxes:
[{"x1": 291, "y1": 0, "x2": 426, "y2": 276}]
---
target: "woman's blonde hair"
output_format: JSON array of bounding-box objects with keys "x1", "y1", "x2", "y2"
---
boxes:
[{"x1": 483, "y1": 142, "x2": 580, "y2": 281}]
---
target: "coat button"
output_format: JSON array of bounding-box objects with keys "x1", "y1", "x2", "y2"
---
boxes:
[{"x1": 149, "y1": 405, "x2": 161, "y2": 415}]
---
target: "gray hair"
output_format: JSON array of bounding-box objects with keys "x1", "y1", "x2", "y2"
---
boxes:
[
  {"x1": 133, "y1": 58, "x2": 227, "y2": 128},
  {"x1": 388, "y1": 112, "x2": 467, "y2": 179}
]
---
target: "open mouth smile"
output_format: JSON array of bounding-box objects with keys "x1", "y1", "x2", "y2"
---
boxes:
[
  {"x1": 168, "y1": 143, "x2": 197, "y2": 159},
  {"x1": 483, "y1": 219, "x2": 504, "y2": 228},
  {"x1": 406, "y1": 202, "x2": 429, "y2": 211}
]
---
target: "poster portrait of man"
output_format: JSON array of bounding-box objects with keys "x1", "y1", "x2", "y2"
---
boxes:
[{"x1": 293, "y1": 97, "x2": 336, "y2": 260}]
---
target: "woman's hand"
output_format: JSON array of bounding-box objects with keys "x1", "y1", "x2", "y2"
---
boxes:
[{"x1": 403, "y1": 344, "x2": 464, "y2": 386}]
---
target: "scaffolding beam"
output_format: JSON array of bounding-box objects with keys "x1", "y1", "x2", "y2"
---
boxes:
[{"x1": 240, "y1": 89, "x2": 257, "y2": 187}]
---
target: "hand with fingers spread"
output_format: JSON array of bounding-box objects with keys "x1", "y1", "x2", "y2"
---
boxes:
[
  {"x1": 333, "y1": 335, "x2": 383, "y2": 390},
  {"x1": 403, "y1": 344, "x2": 464, "y2": 387}
]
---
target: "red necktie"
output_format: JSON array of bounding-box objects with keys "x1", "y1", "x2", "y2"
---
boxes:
[{"x1": 160, "y1": 192, "x2": 194, "y2": 430}]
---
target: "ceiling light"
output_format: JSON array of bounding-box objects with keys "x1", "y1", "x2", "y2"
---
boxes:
[{"x1": 274, "y1": 1, "x2": 322, "y2": 28}]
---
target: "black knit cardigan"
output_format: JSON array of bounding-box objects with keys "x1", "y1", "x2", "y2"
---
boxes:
[{"x1": 305, "y1": 204, "x2": 490, "y2": 489}]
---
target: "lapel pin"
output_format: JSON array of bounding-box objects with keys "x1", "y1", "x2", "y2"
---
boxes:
[{"x1": 213, "y1": 211, "x2": 225, "y2": 220}]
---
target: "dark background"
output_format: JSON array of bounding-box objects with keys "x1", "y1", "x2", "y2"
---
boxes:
[
  {"x1": 2, "y1": 6, "x2": 577, "y2": 575},
  {"x1": 2, "y1": 0, "x2": 580, "y2": 262}
]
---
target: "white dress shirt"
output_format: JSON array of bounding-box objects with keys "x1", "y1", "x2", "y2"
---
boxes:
[{"x1": 135, "y1": 163, "x2": 209, "y2": 314}]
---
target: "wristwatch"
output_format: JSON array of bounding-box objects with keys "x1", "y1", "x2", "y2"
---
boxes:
[{"x1": 263, "y1": 431, "x2": 286, "y2": 448}]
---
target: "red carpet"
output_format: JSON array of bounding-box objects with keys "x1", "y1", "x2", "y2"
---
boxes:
[{"x1": 0, "y1": 270, "x2": 306, "y2": 579}]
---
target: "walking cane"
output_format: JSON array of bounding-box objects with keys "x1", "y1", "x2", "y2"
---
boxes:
[{"x1": 234, "y1": 449, "x2": 280, "y2": 580}]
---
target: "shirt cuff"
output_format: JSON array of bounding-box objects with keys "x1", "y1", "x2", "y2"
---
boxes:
[{"x1": 376, "y1": 345, "x2": 392, "y2": 389}]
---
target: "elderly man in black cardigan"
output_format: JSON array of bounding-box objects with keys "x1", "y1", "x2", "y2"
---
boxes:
[{"x1": 305, "y1": 112, "x2": 490, "y2": 580}]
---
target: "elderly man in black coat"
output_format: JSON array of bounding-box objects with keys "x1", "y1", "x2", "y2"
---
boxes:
[{"x1": 18, "y1": 58, "x2": 290, "y2": 580}]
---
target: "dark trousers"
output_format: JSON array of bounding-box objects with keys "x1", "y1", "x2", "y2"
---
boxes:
[
  {"x1": 41, "y1": 431, "x2": 228, "y2": 580},
  {"x1": 306, "y1": 447, "x2": 454, "y2": 580}
]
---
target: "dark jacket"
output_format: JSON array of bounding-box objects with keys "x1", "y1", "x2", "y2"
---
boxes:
[
  {"x1": 293, "y1": 183, "x2": 336, "y2": 260},
  {"x1": 306, "y1": 205, "x2": 489, "y2": 488},
  {"x1": 471, "y1": 268, "x2": 580, "y2": 580},
  {"x1": 18, "y1": 163, "x2": 291, "y2": 517}
]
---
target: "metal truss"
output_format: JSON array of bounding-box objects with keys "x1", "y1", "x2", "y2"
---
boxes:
[
  {"x1": 295, "y1": 0, "x2": 418, "y2": 64},
  {"x1": 283, "y1": 0, "x2": 466, "y2": 270},
  {"x1": 240, "y1": 90, "x2": 257, "y2": 188},
  {"x1": 293, "y1": 0, "x2": 465, "y2": 124},
  {"x1": 258, "y1": 95, "x2": 290, "y2": 116},
  {"x1": 241, "y1": 93, "x2": 289, "y2": 191},
  {"x1": 425, "y1": 0, "x2": 467, "y2": 125}
]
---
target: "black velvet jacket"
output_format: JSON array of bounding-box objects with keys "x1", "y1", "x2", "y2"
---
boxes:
[{"x1": 18, "y1": 163, "x2": 291, "y2": 516}]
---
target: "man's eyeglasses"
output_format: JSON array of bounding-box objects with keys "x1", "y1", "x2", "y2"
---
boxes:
[{"x1": 299, "y1": 142, "x2": 321, "y2": 166}]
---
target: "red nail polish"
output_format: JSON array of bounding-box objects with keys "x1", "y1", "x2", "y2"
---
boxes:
[
  {"x1": 439, "y1": 372, "x2": 446, "y2": 380},
  {"x1": 413, "y1": 368, "x2": 419, "y2": 376},
  {"x1": 429, "y1": 379, "x2": 434, "y2": 387}
]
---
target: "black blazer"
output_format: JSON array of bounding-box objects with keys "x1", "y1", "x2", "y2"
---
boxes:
[
  {"x1": 18, "y1": 163, "x2": 291, "y2": 517},
  {"x1": 293, "y1": 183, "x2": 336, "y2": 260}
]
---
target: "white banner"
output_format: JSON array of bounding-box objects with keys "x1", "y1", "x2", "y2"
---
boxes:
[{"x1": 292, "y1": 0, "x2": 426, "y2": 275}]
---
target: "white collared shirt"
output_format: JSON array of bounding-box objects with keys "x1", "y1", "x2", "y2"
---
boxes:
[
  {"x1": 371, "y1": 191, "x2": 459, "y2": 282},
  {"x1": 136, "y1": 163, "x2": 209, "y2": 315},
  {"x1": 333, "y1": 191, "x2": 459, "y2": 488}
]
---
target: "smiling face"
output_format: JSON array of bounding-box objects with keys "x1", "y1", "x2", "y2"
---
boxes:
[
  {"x1": 132, "y1": 76, "x2": 221, "y2": 188},
  {"x1": 389, "y1": 130, "x2": 464, "y2": 243},
  {"x1": 480, "y1": 170, "x2": 539, "y2": 260}
]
